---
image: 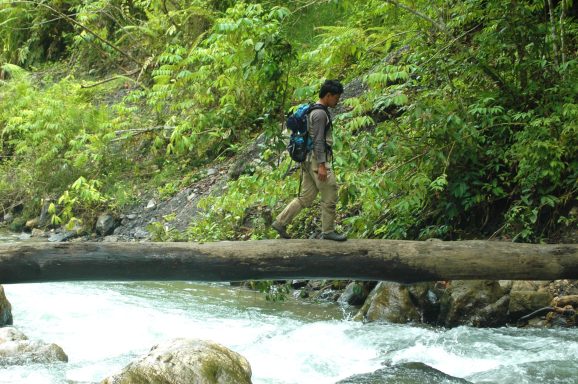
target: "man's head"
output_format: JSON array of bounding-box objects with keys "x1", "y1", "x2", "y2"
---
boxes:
[{"x1": 319, "y1": 79, "x2": 343, "y2": 108}]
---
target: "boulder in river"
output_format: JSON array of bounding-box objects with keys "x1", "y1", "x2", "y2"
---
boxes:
[
  {"x1": 338, "y1": 281, "x2": 375, "y2": 307},
  {"x1": 336, "y1": 362, "x2": 471, "y2": 383},
  {"x1": 101, "y1": 338, "x2": 252, "y2": 384},
  {"x1": 354, "y1": 281, "x2": 422, "y2": 323},
  {"x1": 437, "y1": 280, "x2": 507, "y2": 327},
  {"x1": 0, "y1": 327, "x2": 68, "y2": 365},
  {"x1": 0, "y1": 285, "x2": 13, "y2": 326},
  {"x1": 508, "y1": 291, "x2": 552, "y2": 322}
]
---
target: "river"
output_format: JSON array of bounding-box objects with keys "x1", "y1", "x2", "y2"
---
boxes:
[{"x1": 1, "y1": 231, "x2": 577, "y2": 383}]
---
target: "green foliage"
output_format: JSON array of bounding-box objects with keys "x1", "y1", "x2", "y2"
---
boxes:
[
  {"x1": 0, "y1": 0, "x2": 76, "y2": 66},
  {"x1": 71, "y1": 0, "x2": 216, "y2": 72},
  {"x1": 0, "y1": 68, "x2": 139, "y2": 220},
  {"x1": 314, "y1": 0, "x2": 578, "y2": 242},
  {"x1": 0, "y1": 74, "x2": 104, "y2": 207},
  {"x1": 147, "y1": 213, "x2": 186, "y2": 242},
  {"x1": 8, "y1": 216, "x2": 26, "y2": 232},
  {"x1": 50, "y1": 176, "x2": 107, "y2": 230},
  {"x1": 249, "y1": 280, "x2": 290, "y2": 302},
  {"x1": 186, "y1": 156, "x2": 287, "y2": 241},
  {"x1": 1, "y1": 0, "x2": 577, "y2": 246},
  {"x1": 138, "y1": 3, "x2": 293, "y2": 160},
  {"x1": 153, "y1": 0, "x2": 578, "y2": 244}
]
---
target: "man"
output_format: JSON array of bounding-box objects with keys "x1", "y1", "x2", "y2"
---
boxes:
[{"x1": 272, "y1": 79, "x2": 347, "y2": 241}]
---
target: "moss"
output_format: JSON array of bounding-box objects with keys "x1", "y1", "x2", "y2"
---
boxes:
[
  {"x1": 8, "y1": 217, "x2": 26, "y2": 232},
  {"x1": 201, "y1": 360, "x2": 221, "y2": 382}
]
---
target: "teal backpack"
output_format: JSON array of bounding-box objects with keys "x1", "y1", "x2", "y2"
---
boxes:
[{"x1": 285, "y1": 103, "x2": 329, "y2": 163}]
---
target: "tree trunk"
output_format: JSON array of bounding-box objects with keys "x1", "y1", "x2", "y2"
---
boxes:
[{"x1": 0, "y1": 240, "x2": 577, "y2": 284}]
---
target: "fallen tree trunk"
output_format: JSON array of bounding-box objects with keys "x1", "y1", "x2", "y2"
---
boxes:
[{"x1": 0, "y1": 240, "x2": 577, "y2": 284}]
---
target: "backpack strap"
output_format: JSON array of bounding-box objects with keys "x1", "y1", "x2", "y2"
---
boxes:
[{"x1": 307, "y1": 104, "x2": 331, "y2": 124}]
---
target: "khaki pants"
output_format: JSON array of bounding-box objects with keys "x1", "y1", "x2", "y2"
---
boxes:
[{"x1": 275, "y1": 161, "x2": 338, "y2": 233}]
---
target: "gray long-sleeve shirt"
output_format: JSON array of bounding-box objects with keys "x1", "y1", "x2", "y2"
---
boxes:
[{"x1": 307, "y1": 106, "x2": 333, "y2": 165}]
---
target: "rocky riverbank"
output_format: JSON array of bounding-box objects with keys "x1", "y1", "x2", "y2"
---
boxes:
[
  {"x1": 1, "y1": 118, "x2": 577, "y2": 330},
  {"x1": 2, "y1": 166, "x2": 577, "y2": 330}
]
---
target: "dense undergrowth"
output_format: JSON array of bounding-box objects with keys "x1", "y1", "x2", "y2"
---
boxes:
[{"x1": 0, "y1": 0, "x2": 576, "y2": 243}]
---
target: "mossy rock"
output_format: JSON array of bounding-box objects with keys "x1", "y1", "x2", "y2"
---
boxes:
[
  {"x1": 437, "y1": 280, "x2": 507, "y2": 327},
  {"x1": 0, "y1": 285, "x2": 12, "y2": 326},
  {"x1": 354, "y1": 281, "x2": 421, "y2": 323},
  {"x1": 0, "y1": 327, "x2": 68, "y2": 365},
  {"x1": 101, "y1": 338, "x2": 252, "y2": 384},
  {"x1": 8, "y1": 217, "x2": 26, "y2": 233}
]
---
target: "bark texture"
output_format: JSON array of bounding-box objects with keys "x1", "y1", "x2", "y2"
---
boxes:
[{"x1": 0, "y1": 240, "x2": 577, "y2": 284}]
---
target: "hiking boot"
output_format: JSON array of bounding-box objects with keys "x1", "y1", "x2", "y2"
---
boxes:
[
  {"x1": 320, "y1": 231, "x2": 347, "y2": 241},
  {"x1": 272, "y1": 221, "x2": 291, "y2": 239}
]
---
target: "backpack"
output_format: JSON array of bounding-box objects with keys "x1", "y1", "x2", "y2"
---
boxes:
[{"x1": 286, "y1": 103, "x2": 328, "y2": 163}]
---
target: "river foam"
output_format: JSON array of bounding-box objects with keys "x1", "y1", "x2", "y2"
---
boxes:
[{"x1": 2, "y1": 282, "x2": 578, "y2": 383}]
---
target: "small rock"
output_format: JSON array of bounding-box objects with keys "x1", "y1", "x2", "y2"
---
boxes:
[
  {"x1": 145, "y1": 199, "x2": 156, "y2": 210},
  {"x1": 31, "y1": 228, "x2": 47, "y2": 238},
  {"x1": 48, "y1": 230, "x2": 77, "y2": 242},
  {"x1": 317, "y1": 288, "x2": 339, "y2": 301},
  {"x1": 206, "y1": 168, "x2": 217, "y2": 176},
  {"x1": 0, "y1": 327, "x2": 68, "y2": 365},
  {"x1": 25, "y1": 217, "x2": 39, "y2": 230},
  {"x1": 187, "y1": 193, "x2": 197, "y2": 201},
  {"x1": 103, "y1": 235, "x2": 119, "y2": 243},
  {"x1": 17, "y1": 233, "x2": 31, "y2": 241},
  {"x1": 126, "y1": 214, "x2": 137, "y2": 220},
  {"x1": 0, "y1": 327, "x2": 25, "y2": 343},
  {"x1": 307, "y1": 281, "x2": 323, "y2": 290},
  {"x1": 291, "y1": 280, "x2": 308, "y2": 289},
  {"x1": 2, "y1": 212, "x2": 13, "y2": 224},
  {"x1": 133, "y1": 228, "x2": 149, "y2": 239},
  {"x1": 0, "y1": 285, "x2": 13, "y2": 327},
  {"x1": 338, "y1": 282, "x2": 368, "y2": 306},
  {"x1": 499, "y1": 280, "x2": 513, "y2": 292},
  {"x1": 96, "y1": 213, "x2": 116, "y2": 236},
  {"x1": 427, "y1": 289, "x2": 439, "y2": 305}
]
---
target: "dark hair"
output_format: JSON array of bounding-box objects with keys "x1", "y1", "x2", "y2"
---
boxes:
[{"x1": 319, "y1": 79, "x2": 344, "y2": 98}]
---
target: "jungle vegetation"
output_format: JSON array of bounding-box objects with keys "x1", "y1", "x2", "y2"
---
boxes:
[{"x1": 0, "y1": 0, "x2": 576, "y2": 243}]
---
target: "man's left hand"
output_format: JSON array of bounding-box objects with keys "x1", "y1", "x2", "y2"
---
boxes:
[{"x1": 318, "y1": 163, "x2": 328, "y2": 182}]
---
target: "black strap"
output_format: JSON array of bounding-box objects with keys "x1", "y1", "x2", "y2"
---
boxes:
[{"x1": 297, "y1": 164, "x2": 303, "y2": 197}]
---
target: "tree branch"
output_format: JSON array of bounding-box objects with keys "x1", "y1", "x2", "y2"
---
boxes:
[
  {"x1": 384, "y1": 0, "x2": 447, "y2": 33},
  {"x1": 80, "y1": 68, "x2": 140, "y2": 88},
  {"x1": 111, "y1": 126, "x2": 176, "y2": 142}
]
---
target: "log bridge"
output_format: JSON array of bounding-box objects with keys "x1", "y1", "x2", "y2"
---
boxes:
[{"x1": 0, "y1": 240, "x2": 577, "y2": 284}]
